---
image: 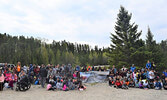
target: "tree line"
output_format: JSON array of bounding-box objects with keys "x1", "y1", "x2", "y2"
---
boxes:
[{"x1": 0, "y1": 33, "x2": 109, "y2": 66}]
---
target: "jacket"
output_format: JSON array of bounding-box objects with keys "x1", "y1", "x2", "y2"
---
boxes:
[{"x1": 40, "y1": 67, "x2": 47, "y2": 77}]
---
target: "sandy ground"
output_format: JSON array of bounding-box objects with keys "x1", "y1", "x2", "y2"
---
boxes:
[{"x1": 0, "y1": 83, "x2": 167, "y2": 100}]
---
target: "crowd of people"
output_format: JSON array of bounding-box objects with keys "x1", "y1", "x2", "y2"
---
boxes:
[
  {"x1": 0, "y1": 60, "x2": 167, "y2": 92},
  {"x1": 108, "y1": 60, "x2": 167, "y2": 90},
  {"x1": 0, "y1": 62, "x2": 86, "y2": 91}
]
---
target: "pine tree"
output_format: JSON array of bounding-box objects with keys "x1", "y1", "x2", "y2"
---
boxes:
[{"x1": 109, "y1": 6, "x2": 142, "y2": 67}]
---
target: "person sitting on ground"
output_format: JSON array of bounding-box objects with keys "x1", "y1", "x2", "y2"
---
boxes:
[
  {"x1": 56, "y1": 79, "x2": 62, "y2": 90},
  {"x1": 125, "y1": 78, "x2": 129, "y2": 88},
  {"x1": 129, "y1": 79, "x2": 135, "y2": 88},
  {"x1": 139, "y1": 81, "x2": 144, "y2": 89},
  {"x1": 121, "y1": 79, "x2": 128, "y2": 89},
  {"x1": 161, "y1": 73, "x2": 166, "y2": 84},
  {"x1": 8, "y1": 71, "x2": 17, "y2": 90},
  {"x1": 163, "y1": 77, "x2": 167, "y2": 90},
  {"x1": 78, "y1": 81, "x2": 86, "y2": 91},
  {"x1": 62, "y1": 80, "x2": 68, "y2": 91},
  {"x1": 68, "y1": 79, "x2": 76, "y2": 90},
  {"x1": 47, "y1": 84, "x2": 54, "y2": 91},
  {"x1": 135, "y1": 81, "x2": 139, "y2": 88},
  {"x1": 114, "y1": 79, "x2": 122, "y2": 89},
  {"x1": 48, "y1": 76, "x2": 56, "y2": 89},
  {"x1": 154, "y1": 79, "x2": 162, "y2": 90},
  {"x1": 109, "y1": 77, "x2": 115, "y2": 87},
  {"x1": 143, "y1": 80, "x2": 149, "y2": 89}
]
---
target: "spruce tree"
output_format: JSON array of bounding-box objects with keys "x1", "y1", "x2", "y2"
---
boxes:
[{"x1": 109, "y1": 6, "x2": 142, "y2": 67}]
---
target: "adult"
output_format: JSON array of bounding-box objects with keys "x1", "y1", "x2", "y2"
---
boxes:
[
  {"x1": 163, "y1": 70, "x2": 167, "y2": 78},
  {"x1": 34, "y1": 65, "x2": 40, "y2": 78},
  {"x1": 130, "y1": 64, "x2": 136, "y2": 72},
  {"x1": 23, "y1": 65, "x2": 28, "y2": 73},
  {"x1": 39, "y1": 64, "x2": 47, "y2": 88},
  {"x1": 0, "y1": 69, "x2": 5, "y2": 91},
  {"x1": 121, "y1": 65, "x2": 127, "y2": 72},
  {"x1": 146, "y1": 60, "x2": 151, "y2": 69},
  {"x1": 16, "y1": 62, "x2": 21, "y2": 76},
  {"x1": 151, "y1": 62, "x2": 156, "y2": 70},
  {"x1": 29, "y1": 64, "x2": 34, "y2": 84},
  {"x1": 112, "y1": 65, "x2": 117, "y2": 75}
]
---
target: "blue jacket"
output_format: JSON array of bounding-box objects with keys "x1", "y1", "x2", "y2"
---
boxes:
[
  {"x1": 163, "y1": 71, "x2": 167, "y2": 77},
  {"x1": 130, "y1": 67, "x2": 136, "y2": 72},
  {"x1": 146, "y1": 63, "x2": 151, "y2": 69}
]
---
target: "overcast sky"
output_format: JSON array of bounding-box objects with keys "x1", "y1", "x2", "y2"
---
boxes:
[{"x1": 0, "y1": 0, "x2": 166, "y2": 48}]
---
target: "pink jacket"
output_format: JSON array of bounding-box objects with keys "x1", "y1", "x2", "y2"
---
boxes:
[
  {"x1": 5, "y1": 73, "x2": 12, "y2": 81},
  {"x1": 63, "y1": 85, "x2": 67, "y2": 91},
  {"x1": 0, "y1": 74, "x2": 5, "y2": 82}
]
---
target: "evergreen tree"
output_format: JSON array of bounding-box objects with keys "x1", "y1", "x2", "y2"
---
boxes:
[{"x1": 109, "y1": 6, "x2": 142, "y2": 67}]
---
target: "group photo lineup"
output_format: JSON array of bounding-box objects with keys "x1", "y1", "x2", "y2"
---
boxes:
[{"x1": 0, "y1": 0, "x2": 167, "y2": 100}]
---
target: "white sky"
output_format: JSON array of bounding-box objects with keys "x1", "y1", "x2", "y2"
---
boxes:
[{"x1": 0, "y1": 0, "x2": 166, "y2": 48}]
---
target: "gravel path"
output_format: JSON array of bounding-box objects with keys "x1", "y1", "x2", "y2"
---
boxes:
[{"x1": 0, "y1": 83, "x2": 167, "y2": 100}]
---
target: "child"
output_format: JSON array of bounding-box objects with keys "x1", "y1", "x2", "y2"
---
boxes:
[
  {"x1": 143, "y1": 80, "x2": 149, "y2": 89},
  {"x1": 49, "y1": 76, "x2": 55, "y2": 88},
  {"x1": 139, "y1": 81, "x2": 144, "y2": 89},
  {"x1": 34, "y1": 76, "x2": 39, "y2": 85},
  {"x1": 121, "y1": 79, "x2": 128, "y2": 89},
  {"x1": 163, "y1": 77, "x2": 167, "y2": 90},
  {"x1": 154, "y1": 79, "x2": 162, "y2": 90},
  {"x1": 47, "y1": 84, "x2": 54, "y2": 91},
  {"x1": 114, "y1": 79, "x2": 122, "y2": 89},
  {"x1": 68, "y1": 79, "x2": 76, "y2": 90},
  {"x1": 8, "y1": 72, "x2": 17, "y2": 90},
  {"x1": 56, "y1": 79, "x2": 62, "y2": 90},
  {"x1": 62, "y1": 81, "x2": 68, "y2": 91},
  {"x1": 129, "y1": 79, "x2": 135, "y2": 88},
  {"x1": 135, "y1": 81, "x2": 139, "y2": 88},
  {"x1": 109, "y1": 77, "x2": 115, "y2": 87},
  {"x1": 78, "y1": 81, "x2": 86, "y2": 91}
]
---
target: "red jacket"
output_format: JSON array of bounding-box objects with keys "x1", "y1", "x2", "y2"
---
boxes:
[{"x1": 115, "y1": 81, "x2": 122, "y2": 86}]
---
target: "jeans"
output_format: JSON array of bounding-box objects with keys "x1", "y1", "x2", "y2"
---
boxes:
[{"x1": 40, "y1": 77, "x2": 46, "y2": 88}]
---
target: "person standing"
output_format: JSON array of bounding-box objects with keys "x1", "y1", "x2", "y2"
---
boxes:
[
  {"x1": 39, "y1": 64, "x2": 47, "y2": 88},
  {"x1": 130, "y1": 64, "x2": 136, "y2": 72},
  {"x1": 16, "y1": 62, "x2": 21, "y2": 76},
  {"x1": 146, "y1": 60, "x2": 152, "y2": 69}
]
